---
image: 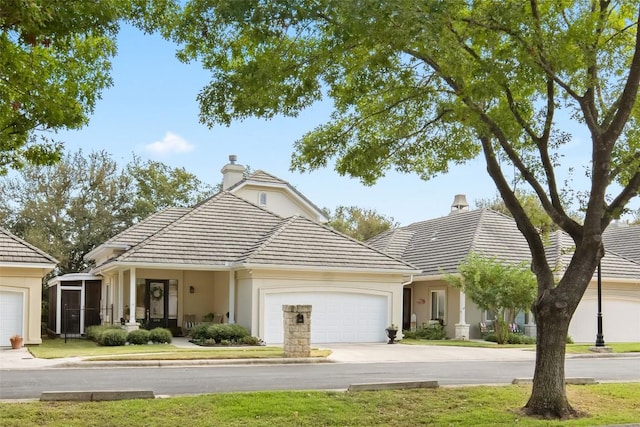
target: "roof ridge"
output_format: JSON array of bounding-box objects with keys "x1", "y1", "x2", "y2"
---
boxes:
[
  {"x1": 0, "y1": 226, "x2": 58, "y2": 264},
  {"x1": 241, "y1": 216, "x2": 298, "y2": 262},
  {"x1": 468, "y1": 209, "x2": 487, "y2": 253}
]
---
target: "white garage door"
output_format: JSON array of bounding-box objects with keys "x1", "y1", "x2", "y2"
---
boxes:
[
  {"x1": 0, "y1": 290, "x2": 24, "y2": 346},
  {"x1": 570, "y1": 297, "x2": 640, "y2": 343},
  {"x1": 264, "y1": 292, "x2": 388, "y2": 344}
]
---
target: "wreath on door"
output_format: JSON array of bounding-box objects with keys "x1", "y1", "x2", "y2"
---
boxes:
[{"x1": 151, "y1": 287, "x2": 164, "y2": 301}]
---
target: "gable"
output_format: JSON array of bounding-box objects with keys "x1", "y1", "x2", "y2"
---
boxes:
[
  {"x1": 0, "y1": 227, "x2": 58, "y2": 267},
  {"x1": 229, "y1": 170, "x2": 328, "y2": 223}
]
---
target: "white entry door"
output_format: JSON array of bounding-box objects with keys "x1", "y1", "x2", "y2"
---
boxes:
[
  {"x1": 264, "y1": 292, "x2": 388, "y2": 344},
  {"x1": 0, "y1": 290, "x2": 24, "y2": 346}
]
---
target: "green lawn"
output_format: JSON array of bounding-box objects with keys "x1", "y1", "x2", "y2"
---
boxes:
[
  {"x1": 1, "y1": 383, "x2": 639, "y2": 426},
  {"x1": 28, "y1": 338, "x2": 330, "y2": 360},
  {"x1": 402, "y1": 338, "x2": 640, "y2": 353}
]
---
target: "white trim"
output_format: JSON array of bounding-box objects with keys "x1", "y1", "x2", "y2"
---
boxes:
[
  {"x1": 48, "y1": 272, "x2": 101, "y2": 286},
  {"x1": 0, "y1": 261, "x2": 56, "y2": 269},
  {"x1": 93, "y1": 261, "x2": 418, "y2": 276},
  {"x1": 84, "y1": 243, "x2": 129, "y2": 261}
]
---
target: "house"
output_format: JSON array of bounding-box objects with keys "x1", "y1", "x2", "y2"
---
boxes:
[
  {"x1": 0, "y1": 227, "x2": 58, "y2": 346},
  {"x1": 367, "y1": 195, "x2": 640, "y2": 342},
  {"x1": 84, "y1": 157, "x2": 417, "y2": 344}
]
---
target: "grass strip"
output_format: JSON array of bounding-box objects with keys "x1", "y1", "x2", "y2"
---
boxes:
[{"x1": 1, "y1": 383, "x2": 639, "y2": 426}]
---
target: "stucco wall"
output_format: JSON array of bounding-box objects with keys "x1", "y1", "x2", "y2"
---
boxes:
[
  {"x1": 0, "y1": 266, "x2": 50, "y2": 345},
  {"x1": 233, "y1": 186, "x2": 318, "y2": 220}
]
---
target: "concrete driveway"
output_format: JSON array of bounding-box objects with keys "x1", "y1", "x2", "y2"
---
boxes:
[{"x1": 322, "y1": 342, "x2": 537, "y2": 363}]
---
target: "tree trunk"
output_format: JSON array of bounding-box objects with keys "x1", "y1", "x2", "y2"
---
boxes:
[{"x1": 524, "y1": 297, "x2": 577, "y2": 418}]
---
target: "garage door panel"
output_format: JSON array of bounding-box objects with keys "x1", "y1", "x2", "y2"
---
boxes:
[
  {"x1": 570, "y1": 297, "x2": 640, "y2": 343},
  {"x1": 0, "y1": 290, "x2": 24, "y2": 345},
  {"x1": 264, "y1": 292, "x2": 388, "y2": 344}
]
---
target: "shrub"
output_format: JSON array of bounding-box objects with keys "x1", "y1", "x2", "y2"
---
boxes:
[
  {"x1": 190, "y1": 323, "x2": 210, "y2": 340},
  {"x1": 127, "y1": 329, "x2": 150, "y2": 345},
  {"x1": 240, "y1": 335, "x2": 261, "y2": 346},
  {"x1": 98, "y1": 328, "x2": 127, "y2": 346},
  {"x1": 404, "y1": 324, "x2": 447, "y2": 340},
  {"x1": 204, "y1": 324, "x2": 250, "y2": 343},
  {"x1": 485, "y1": 332, "x2": 536, "y2": 344},
  {"x1": 219, "y1": 339, "x2": 232, "y2": 346},
  {"x1": 149, "y1": 327, "x2": 172, "y2": 344},
  {"x1": 566, "y1": 335, "x2": 574, "y2": 344},
  {"x1": 86, "y1": 325, "x2": 122, "y2": 342}
]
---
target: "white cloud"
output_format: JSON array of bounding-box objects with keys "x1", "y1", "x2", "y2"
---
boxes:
[{"x1": 144, "y1": 132, "x2": 195, "y2": 156}]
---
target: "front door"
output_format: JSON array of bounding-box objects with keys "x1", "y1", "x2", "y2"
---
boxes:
[
  {"x1": 147, "y1": 280, "x2": 169, "y2": 329},
  {"x1": 61, "y1": 289, "x2": 81, "y2": 336}
]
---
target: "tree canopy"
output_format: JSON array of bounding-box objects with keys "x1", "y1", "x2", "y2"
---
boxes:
[
  {"x1": 158, "y1": 1, "x2": 640, "y2": 418},
  {"x1": 325, "y1": 205, "x2": 397, "y2": 241},
  {"x1": 0, "y1": 1, "x2": 134, "y2": 173}
]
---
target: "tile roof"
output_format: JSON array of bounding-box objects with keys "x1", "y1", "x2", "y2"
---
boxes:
[
  {"x1": 368, "y1": 209, "x2": 640, "y2": 280},
  {"x1": 239, "y1": 215, "x2": 415, "y2": 270},
  {"x1": 545, "y1": 230, "x2": 640, "y2": 280},
  {"x1": 368, "y1": 209, "x2": 531, "y2": 276},
  {"x1": 603, "y1": 223, "x2": 640, "y2": 264},
  {"x1": 101, "y1": 192, "x2": 413, "y2": 273},
  {"x1": 103, "y1": 207, "x2": 190, "y2": 248},
  {"x1": 0, "y1": 227, "x2": 58, "y2": 265}
]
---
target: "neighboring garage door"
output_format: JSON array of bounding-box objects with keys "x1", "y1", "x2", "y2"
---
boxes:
[
  {"x1": 569, "y1": 297, "x2": 640, "y2": 343},
  {"x1": 0, "y1": 290, "x2": 24, "y2": 346},
  {"x1": 264, "y1": 292, "x2": 388, "y2": 344}
]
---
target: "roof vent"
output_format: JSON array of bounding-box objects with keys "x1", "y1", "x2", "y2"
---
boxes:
[
  {"x1": 450, "y1": 194, "x2": 469, "y2": 214},
  {"x1": 229, "y1": 154, "x2": 237, "y2": 164}
]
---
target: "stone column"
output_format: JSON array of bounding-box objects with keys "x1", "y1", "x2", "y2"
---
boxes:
[{"x1": 283, "y1": 305, "x2": 311, "y2": 358}]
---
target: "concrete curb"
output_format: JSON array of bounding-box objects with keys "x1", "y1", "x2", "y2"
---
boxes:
[
  {"x1": 348, "y1": 381, "x2": 439, "y2": 392},
  {"x1": 40, "y1": 390, "x2": 155, "y2": 401},
  {"x1": 55, "y1": 357, "x2": 332, "y2": 369},
  {"x1": 512, "y1": 377, "x2": 597, "y2": 385}
]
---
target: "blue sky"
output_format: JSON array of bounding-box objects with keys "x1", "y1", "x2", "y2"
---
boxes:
[{"x1": 55, "y1": 24, "x2": 637, "y2": 226}]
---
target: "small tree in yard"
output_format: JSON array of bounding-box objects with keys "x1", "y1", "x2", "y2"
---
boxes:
[
  {"x1": 153, "y1": 1, "x2": 640, "y2": 419},
  {"x1": 446, "y1": 253, "x2": 537, "y2": 344}
]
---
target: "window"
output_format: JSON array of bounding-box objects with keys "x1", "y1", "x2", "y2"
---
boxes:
[
  {"x1": 430, "y1": 290, "x2": 445, "y2": 321},
  {"x1": 258, "y1": 191, "x2": 267, "y2": 206}
]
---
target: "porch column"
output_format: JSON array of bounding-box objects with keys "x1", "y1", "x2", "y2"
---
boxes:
[
  {"x1": 126, "y1": 267, "x2": 139, "y2": 331},
  {"x1": 228, "y1": 271, "x2": 235, "y2": 324},
  {"x1": 455, "y1": 290, "x2": 470, "y2": 340},
  {"x1": 117, "y1": 270, "x2": 124, "y2": 322}
]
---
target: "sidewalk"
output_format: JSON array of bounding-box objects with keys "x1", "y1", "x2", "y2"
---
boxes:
[{"x1": 1, "y1": 339, "x2": 636, "y2": 370}]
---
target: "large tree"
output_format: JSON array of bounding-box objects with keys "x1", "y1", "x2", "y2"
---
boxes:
[
  {"x1": 0, "y1": 1, "x2": 132, "y2": 173},
  {"x1": 0, "y1": 150, "x2": 133, "y2": 274},
  {"x1": 160, "y1": 1, "x2": 640, "y2": 418}
]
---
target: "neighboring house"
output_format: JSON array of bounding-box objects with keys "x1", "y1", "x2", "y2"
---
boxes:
[
  {"x1": 367, "y1": 195, "x2": 640, "y2": 342},
  {"x1": 83, "y1": 157, "x2": 417, "y2": 344},
  {"x1": 0, "y1": 227, "x2": 58, "y2": 346}
]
